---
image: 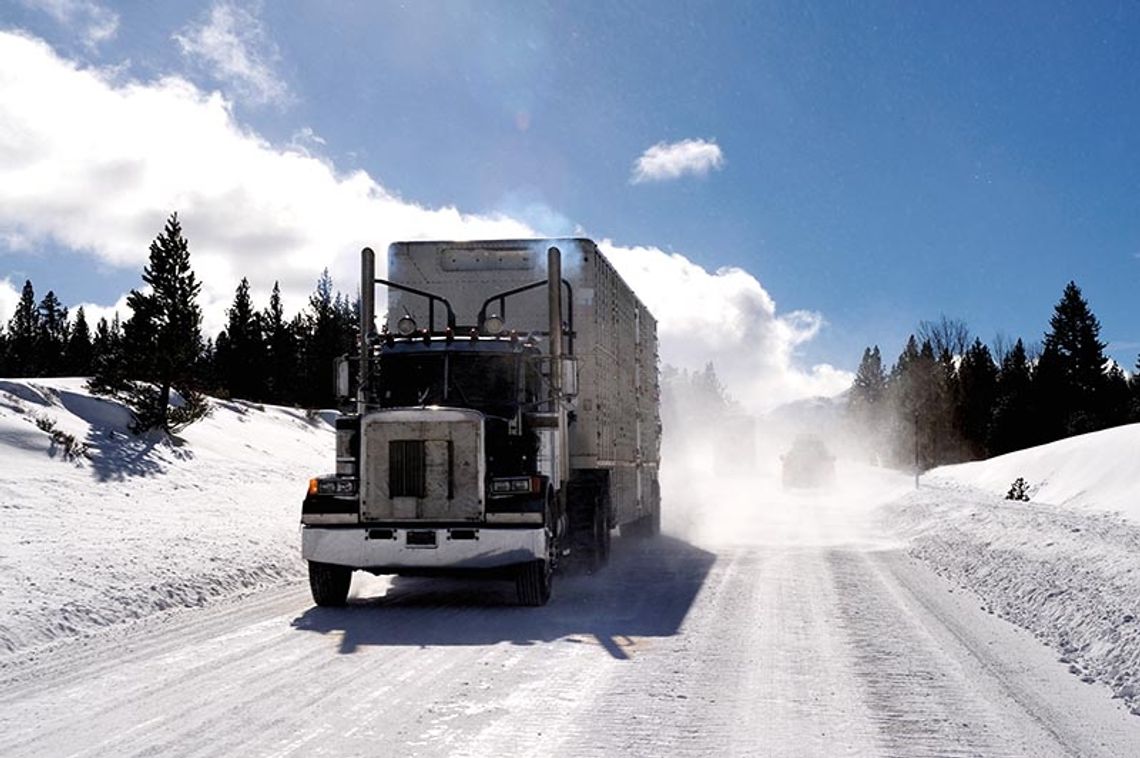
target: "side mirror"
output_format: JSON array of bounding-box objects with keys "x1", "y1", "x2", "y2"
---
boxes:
[
  {"x1": 334, "y1": 356, "x2": 351, "y2": 401},
  {"x1": 561, "y1": 357, "x2": 579, "y2": 398}
]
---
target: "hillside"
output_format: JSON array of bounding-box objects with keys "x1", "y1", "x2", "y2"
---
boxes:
[{"x1": 0, "y1": 378, "x2": 332, "y2": 656}]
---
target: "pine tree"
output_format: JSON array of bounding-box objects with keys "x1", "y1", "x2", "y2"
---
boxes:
[
  {"x1": 886, "y1": 336, "x2": 921, "y2": 468},
  {"x1": 849, "y1": 346, "x2": 886, "y2": 456},
  {"x1": 65, "y1": 306, "x2": 93, "y2": 376},
  {"x1": 922, "y1": 339, "x2": 957, "y2": 466},
  {"x1": 1103, "y1": 363, "x2": 1131, "y2": 428},
  {"x1": 0, "y1": 324, "x2": 8, "y2": 376},
  {"x1": 36, "y1": 290, "x2": 69, "y2": 376},
  {"x1": 955, "y1": 338, "x2": 998, "y2": 459},
  {"x1": 6, "y1": 280, "x2": 40, "y2": 376},
  {"x1": 263, "y1": 281, "x2": 297, "y2": 404},
  {"x1": 1035, "y1": 281, "x2": 1109, "y2": 439},
  {"x1": 989, "y1": 338, "x2": 1035, "y2": 454},
  {"x1": 197, "y1": 336, "x2": 219, "y2": 394},
  {"x1": 1131, "y1": 354, "x2": 1140, "y2": 422},
  {"x1": 887, "y1": 337, "x2": 953, "y2": 469},
  {"x1": 215, "y1": 277, "x2": 268, "y2": 401},
  {"x1": 112, "y1": 213, "x2": 208, "y2": 432},
  {"x1": 89, "y1": 315, "x2": 127, "y2": 393},
  {"x1": 298, "y1": 270, "x2": 357, "y2": 408},
  {"x1": 851, "y1": 346, "x2": 886, "y2": 406}
]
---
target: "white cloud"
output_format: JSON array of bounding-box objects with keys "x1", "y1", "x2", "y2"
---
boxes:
[
  {"x1": 74, "y1": 292, "x2": 131, "y2": 332},
  {"x1": 19, "y1": 0, "x2": 119, "y2": 48},
  {"x1": 173, "y1": 1, "x2": 290, "y2": 107},
  {"x1": 0, "y1": 278, "x2": 23, "y2": 327},
  {"x1": 287, "y1": 126, "x2": 326, "y2": 157},
  {"x1": 0, "y1": 31, "x2": 530, "y2": 337},
  {"x1": 602, "y1": 242, "x2": 852, "y2": 411},
  {"x1": 0, "y1": 32, "x2": 848, "y2": 408},
  {"x1": 631, "y1": 138, "x2": 725, "y2": 184}
]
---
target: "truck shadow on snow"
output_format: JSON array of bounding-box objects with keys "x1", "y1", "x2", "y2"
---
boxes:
[{"x1": 290, "y1": 534, "x2": 715, "y2": 660}]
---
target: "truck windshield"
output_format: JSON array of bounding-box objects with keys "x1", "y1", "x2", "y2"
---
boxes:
[{"x1": 376, "y1": 351, "x2": 519, "y2": 418}]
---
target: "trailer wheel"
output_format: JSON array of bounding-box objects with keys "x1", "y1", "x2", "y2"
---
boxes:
[
  {"x1": 308, "y1": 561, "x2": 352, "y2": 607},
  {"x1": 621, "y1": 508, "x2": 661, "y2": 539},
  {"x1": 516, "y1": 559, "x2": 552, "y2": 606},
  {"x1": 623, "y1": 478, "x2": 662, "y2": 539},
  {"x1": 649, "y1": 477, "x2": 661, "y2": 536},
  {"x1": 594, "y1": 501, "x2": 611, "y2": 567},
  {"x1": 567, "y1": 474, "x2": 610, "y2": 573}
]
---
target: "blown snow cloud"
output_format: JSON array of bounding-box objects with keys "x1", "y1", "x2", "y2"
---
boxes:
[
  {"x1": 602, "y1": 243, "x2": 851, "y2": 410},
  {"x1": 0, "y1": 31, "x2": 849, "y2": 408},
  {"x1": 631, "y1": 139, "x2": 725, "y2": 184}
]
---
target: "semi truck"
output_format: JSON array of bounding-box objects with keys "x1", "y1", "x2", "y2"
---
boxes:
[{"x1": 301, "y1": 238, "x2": 660, "y2": 606}]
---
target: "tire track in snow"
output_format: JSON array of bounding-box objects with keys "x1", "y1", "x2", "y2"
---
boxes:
[
  {"x1": 547, "y1": 547, "x2": 882, "y2": 757},
  {"x1": 3, "y1": 521, "x2": 1139, "y2": 756},
  {"x1": 830, "y1": 550, "x2": 1095, "y2": 757}
]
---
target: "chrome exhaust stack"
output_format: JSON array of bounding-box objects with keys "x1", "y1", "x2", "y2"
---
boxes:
[
  {"x1": 359, "y1": 246, "x2": 376, "y2": 414},
  {"x1": 547, "y1": 246, "x2": 569, "y2": 487},
  {"x1": 547, "y1": 245, "x2": 562, "y2": 396}
]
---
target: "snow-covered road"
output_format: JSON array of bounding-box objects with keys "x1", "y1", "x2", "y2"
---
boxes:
[{"x1": 2, "y1": 495, "x2": 1138, "y2": 757}]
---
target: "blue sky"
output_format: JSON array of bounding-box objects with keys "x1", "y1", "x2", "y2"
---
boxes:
[{"x1": 1, "y1": 1, "x2": 1137, "y2": 403}]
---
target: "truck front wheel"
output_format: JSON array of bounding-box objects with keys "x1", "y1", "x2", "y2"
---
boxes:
[
  {"x1": 308, "y1": 561, "x2": 352, "y2": 607},
  {"x1": 517, "y1": 499, "x2": 555, "y2": 606},
  {"x1": 515, "y1": 559, "x2": 552, "y2": 606}
]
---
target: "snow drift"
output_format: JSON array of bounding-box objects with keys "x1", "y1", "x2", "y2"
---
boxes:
[
  {"x1": 886, "y1": 423, "x2": 1140, "y2": 715},
  {"x1": 926, "y1": 423, "x2": 1140, "y2": 521}
]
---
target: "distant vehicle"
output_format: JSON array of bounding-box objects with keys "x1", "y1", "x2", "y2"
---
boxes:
[{"x1": 781, "y1": 435, "x2": 836, "y2": 488}]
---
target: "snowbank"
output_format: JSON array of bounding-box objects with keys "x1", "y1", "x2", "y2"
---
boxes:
[
  {"x1": 886, "y1": 424, "x2": 1140, "y2": 715},
  {"x1": 0, "y1": 379, "x2": 332, "y2": 657},
  {"x1": 928, "y1": 423, "x2": 1140, "y2": 521}
]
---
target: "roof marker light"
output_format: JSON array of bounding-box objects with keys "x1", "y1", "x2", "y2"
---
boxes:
[
  {"x1": 396, "y1": 315, "x2": 417, "y2": 336},
  {"x1": 484, "y1": 314, "x2": 505, "y2": 335}
]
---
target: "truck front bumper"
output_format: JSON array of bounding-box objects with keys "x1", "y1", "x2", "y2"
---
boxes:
[{"x1": 301, "y1": 525, "x2": 546, "y2": 571}]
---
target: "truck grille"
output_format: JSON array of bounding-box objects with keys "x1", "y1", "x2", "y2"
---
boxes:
[
  {"x1": 360, "y1": 409, "x2": 483, "y2": 521},
  {"x1": 389, "y1": 440, "x2": 426, "y2": 497}
]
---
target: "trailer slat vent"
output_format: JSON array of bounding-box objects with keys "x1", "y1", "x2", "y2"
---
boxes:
[{"x1": 389, "y1": 440, "x2": 426, "y2": 498}]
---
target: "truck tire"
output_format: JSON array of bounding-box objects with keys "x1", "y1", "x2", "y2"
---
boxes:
[
  {"x1": 517, "y1": 494, "x2": 556, "y2": 606},
  {"x1": 308, "y1": 561, "x2": 352, "y2": 607},
  {"x1": 567, "y1": 474, "x2": 610, "y2": 573},
  {"x1": 594, "y1": 502, "x2": 611, "y2": 567},
  {"x1": 620, "y1": 503, "x2": 659, "y2": 540},
  {"x1": 515, "y1": 559, "x2": 551, "y2": 606}
]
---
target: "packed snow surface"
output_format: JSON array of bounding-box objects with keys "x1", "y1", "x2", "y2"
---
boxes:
[{"x1": 2, "y1": 380, "x2": 1139, "y2": 755}]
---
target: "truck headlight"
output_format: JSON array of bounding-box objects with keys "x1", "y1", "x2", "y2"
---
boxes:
[
  {"x1": 490, "y1": 476, "x2": 539, "y2": 496},
  {"x1": 315, "y1": 477, "x2": 358, "y2": 495}
]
